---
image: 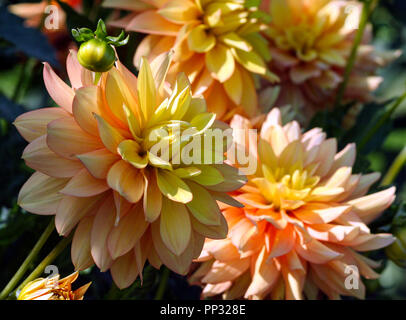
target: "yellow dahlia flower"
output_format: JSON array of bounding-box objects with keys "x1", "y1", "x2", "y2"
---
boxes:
[
  {"x1": 190, "y1": 108, "x2": 396, "y2": 300},
  {"x1": 18, "y1": 272, "x2": 90, "y2": 300},
  {"x1": 103, "y1": 0, "x2": 278, "y2": 120},
  {"x1": 262, "y1": 0, "x2": 400, "y2": 117},
  {"x1": 14, "y1": 50, "x2": 245, "y2": 289}
]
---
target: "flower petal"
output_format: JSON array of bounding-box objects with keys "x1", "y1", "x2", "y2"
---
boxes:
[
  {"x1": 13, "y1": 107, "x2": 69, "y2": 142},
  {"x1": 107, "y1": 160, "x2": 145, "y2": 203},
  {"x1": 18, "y1": 172, "x2": 68, "y2": 215},
  {"x1": 43, "y1": 62, "x2": 74, "y2": 112},
  {"x1": 60, "y1": 168, "x2": 109, "y2": 197},
  {"x1": 108, "y1": 203, "x2": 148, "y2": 259},
  {"x1": 22, "y1": 135, "x2": 83, "y2": 178},
  {"x1": 47, "y1": 117, "x2": 104, "y2": 160},
  {"x1": 160, "y1": 197, "x2": 191, "y2": 255}
]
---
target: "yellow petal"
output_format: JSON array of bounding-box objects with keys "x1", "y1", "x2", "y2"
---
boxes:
[
  {"x1": 186, "y1": 181, "x2": 221, "y2": 225},
  {"x1": 160, "y1": 197, "x2": 191, "y2": 255},
  {"x1": 205, "y1": 44, "x2": 235, "y2": 82},
  {"x1": 157, "y1": 169, "x2": 193, "y2": 203},
  {"x1": 188, "y1": 25, "x2": 216, "y2": 53},
  {"x1": 94, "y1": 114, "x2": 126, "y2": 155},
  {"x1": 138, "y1": 57, "x2": 157, "y2": 122},
  {"x1": 118, "y1": 139, "x2": 148, "y2": 169},
  {"x1": 143, "y1": 169, "x2": 162, "y2": 222},
  {"x1": 231, "y1": 47, "x2": 267, "y2": 75}
]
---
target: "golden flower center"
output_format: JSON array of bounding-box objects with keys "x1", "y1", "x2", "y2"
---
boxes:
[
  {"x1": 273, "y1": 25, "x2": 318, "y2": 62},
  {"x1": 253, "y1": 164, "x2": 320, "y2": 210}
]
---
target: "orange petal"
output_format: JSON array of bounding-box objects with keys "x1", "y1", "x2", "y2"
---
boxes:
[
  {"x1": 143, "y1": 169, "x2": 162, "y2": 222},
  {"x1": 18, "y1": 172, "x2": 68, "y2": 215},
  {"x1": 71, "y1": 216, "x2": 95, "y2": 271},
  {"x1": 60, "y1": 168, "x2": 109, "y2": 197},
  {"x1": 94, "y1": 114, "x2": 126, "y2": 155},
  {"x1": 91, "y1": 195, "x2": 115, "y2": 271},
  {"x1": 245, "y1": 246, "x2": 279, "y2": 298},
  {"x1": 47, "y1": 117, "x2": 104, "y2": 160},
  {"x1": 110, "y1": 250, "x2": 139, "y2": 289},
  {"x1": 22, "y1": 135, "x2": 82, "y2": 178},
  {"x1": 43, "y1": 62, "x2": 74, "y2": 112},
  {"x1": 13, "y1": 107, "x2": 70, "y2": 142},
  {"x1": 77, "y1": 148, "x2": 120, "y2": 179},
  {"x1": 72, "y1": 86, "x2": 102, "y2": 136},
  {"x1": 127, "y1": 10, "x2": 181, "y2": 36},
  {"x1": 107, "y1": 160, "x2": 145, "y2": 203},
  {"x1": 55, "y1": 194, "x2": 104, "y2": 236},
  {"x1": 202, "y1": 258, "x2": 250, "y2": 284},
  {"x1": 108, "y1": 203, "x2": 149, "y2": 259}
]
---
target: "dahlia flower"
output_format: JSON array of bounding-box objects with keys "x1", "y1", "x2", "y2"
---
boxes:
[
  {"x1": 262, "y1": 0, "x2": 400, "y2": 117},
  {"x1": 190, "y1": 108, "x2": 396, "y2": 300},
  {"x1": 14, "y1": 50, "x2": 245, "y2": 289},
  {"x1": 18, "y1": 272, "x2": 90, "y2": 300},
  {"x1": 103, "y1": 0, "x2": 278, "y2": 120}
]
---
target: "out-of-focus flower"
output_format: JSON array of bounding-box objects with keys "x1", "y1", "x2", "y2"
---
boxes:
[
  {"x1": 9, "y1": 0, "x2": 82, "y2": 30},
  {"x1": 103, "y1": 0, "x2": 279, "y2": 120},
  {"x1": 18, "y1": 272, "x2": 90, "y2": 300},
  {"x1": 9, "y1": 0, "x2": 84, "y2": 65},
  {"x1": 190, "y1": 108, "x2": 396, "y2": 300},
  {"x1": 262, "y1": 0, "x2": 401, "y2": 119},
  {"x1": 14, "y1": 50, "x2": 245, "y2": 289}
]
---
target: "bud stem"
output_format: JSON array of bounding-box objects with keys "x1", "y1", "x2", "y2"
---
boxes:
[
  {"x1": 13, "y1": 234, "x2": 73, "y2": 298},
  {"x1": 94, "y1": 72, "x2": 102, "y2": 85},
  {"x1": 334, "y1": 0, "x2": 379, "y2": 109},
  {"x1": 381, "y1": 145, "x2": 406, "y2": 186},
  {"x1": 0, "y1": 218, "x2": 55, "y2": 300},
  {"x1": 154, "y1": 267, "x2": 170, "y2": 300}
]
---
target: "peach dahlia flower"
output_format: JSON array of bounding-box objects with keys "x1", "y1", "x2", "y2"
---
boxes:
[
  {"x1": 104, "y1": 0, "x2": 278, "y2": 120},
  {"x1": 18, "y1": 272, "x2": 90, "y2": 300},
  {"x1": 14, "y1": 51, "x2": 245, "y2": 289},
  {"x1": 262, "y1": 0, "x2": 400, "y2": 117},
  {"x1": 190, "y1": 108, "x2": 396, "y2": 300}
]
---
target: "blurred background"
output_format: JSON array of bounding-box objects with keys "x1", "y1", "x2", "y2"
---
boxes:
[{"x1": 0, "y1": 0, "x2": 405, "y2": 299}]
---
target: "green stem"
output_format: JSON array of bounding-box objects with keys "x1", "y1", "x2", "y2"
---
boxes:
[
  {"x1": 13, "y1": 234, "x2": 73, "y2": 298},
  {"x1": 334, "y1": 0, "x2": 379, "y2": 108},
  {"x1": 359, "y1": 91, "x2": 406, "y2": 151},
  {"x1": 0, "y1": 219, "x2": 55, "y2": 300},
  {"x1": 381, "y1": 145, "x2": 406, "y2": 186},
  {"x1": 94, "y1": 72, "x2": 102, "y2": 85},
  {"x1": 154, "y1": 267, "x2": 170, "y2": 300}
]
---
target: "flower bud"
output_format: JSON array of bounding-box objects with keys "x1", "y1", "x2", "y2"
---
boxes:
[{"x1": 77, "y1": 38, "x2": 116, "y2": 72}]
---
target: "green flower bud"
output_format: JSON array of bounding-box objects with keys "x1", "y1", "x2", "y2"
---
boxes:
[
  {"x1": 72, "y1": 19, "x2": 129, "y2": 73},
  {"x1": 77, "y1": 38, "x2": 116, "y2": 72}
]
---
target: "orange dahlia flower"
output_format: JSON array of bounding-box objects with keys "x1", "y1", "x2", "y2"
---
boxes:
[
  {"x1": 103, "y1": 0, "x2": 278, "y2": 120},
  {"x1": 18, "y1": 272, "x2": 90, "y2": 300},
  {"x1": 190, "y1": 108, "x2": 396, "y2": 300},
  {"x1": 262, "y1": 0, "x2": 400, "y2": 117},
  {"x1": 14, "y1": 50, "x2": 245, "y2": 289}
]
